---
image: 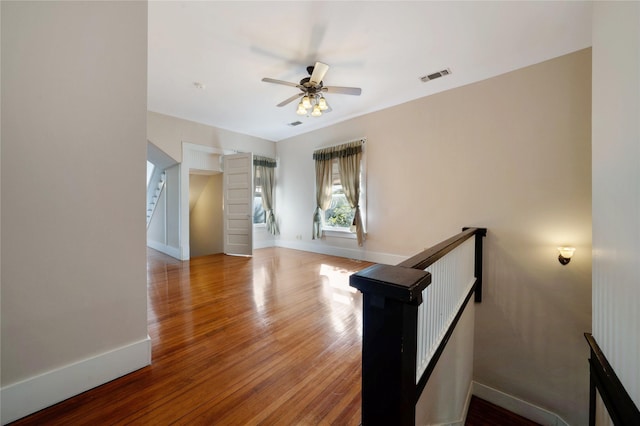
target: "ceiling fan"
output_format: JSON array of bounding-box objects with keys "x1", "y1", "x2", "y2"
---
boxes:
[{"x1": 262, "y1": 62, "x2": 362, "y2": 117}]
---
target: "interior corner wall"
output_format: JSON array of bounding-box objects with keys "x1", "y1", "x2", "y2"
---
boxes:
[
  {"x1": 592, "y1": 1, "x2": 640, "y2": 409},
  {"x1": 1, "y1": 2, "x2": 149, "y2": 423},
  {"x1": 275, "y1": 49, "x2": 592, "y2": 425},
  {"x1": 189, "y1": 174, "x2": 223, "y2": 257}
]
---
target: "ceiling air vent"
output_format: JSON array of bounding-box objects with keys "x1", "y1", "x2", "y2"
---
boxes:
[
  {"x1": 288, "y1": 121, "x2": 303, "y2": 127},
  {"x1": 420, "y1": 68, "x2": 452, "y2": 83}
]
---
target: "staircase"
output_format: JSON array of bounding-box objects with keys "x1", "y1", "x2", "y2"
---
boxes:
[{"x1": 146, "y1": 170, "x2": 166, "y2": 228}]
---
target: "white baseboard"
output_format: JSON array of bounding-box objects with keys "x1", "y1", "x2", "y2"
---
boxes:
[
  {"x1": 1, "y1": 337, "x2": 151, "y2": 425},
  {"x1": 472, "y1": 382, "x2": 570, "y2": 426},
  {"x1": 275, "y1": 239, "x2": 408, "y2": 265},
  {"x1": 147, "y1": 239, "x2": 181, "y2": 259},
  {"x1": 253, "y1": 239, "x2": 276, "y2": 250},
  {"x1": 456, "y1": 380, "x2": 475, "y2": 426}
]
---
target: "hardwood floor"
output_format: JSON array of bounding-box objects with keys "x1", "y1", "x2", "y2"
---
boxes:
[
  {"x1": 12, "y1": 248, "x2": 373, "y2": 425},
  {"x1": 465, "y1": 396, "x2": 542, "y2": 426}
]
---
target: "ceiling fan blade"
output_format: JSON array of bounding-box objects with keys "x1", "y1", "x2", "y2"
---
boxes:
[
  {"x1": 277, "y1": 92, "x2": 304, "y2": 107},
  {"x1": 324, "y1": 86, "x2": 362, "y2": 96},
  {"x1": 262, "y1": 77, "x2": 301, "y2": 88},
  {"x1": 310, "y1": 62, "x2": 329, "y2": 85}
]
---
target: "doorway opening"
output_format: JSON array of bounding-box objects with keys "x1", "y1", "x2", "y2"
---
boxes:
[{"x1": 189, "y1": 172, "x2": 223, "y2": 257}]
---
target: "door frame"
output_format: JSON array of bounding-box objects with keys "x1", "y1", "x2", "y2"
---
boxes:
[{"x1": 179, "y1": 142, "x2": 235, "y2": 260}]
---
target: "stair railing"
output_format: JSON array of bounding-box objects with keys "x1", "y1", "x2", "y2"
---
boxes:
[
  {"x1": 585, "y1": 333, "x2": 640, "y2": 426},
  {"x1": 350, "y1": 227, "x2": 486, "y2": 425},
  {"x1": 146, "y1": 170, "x2": 166, "y2": 228}
]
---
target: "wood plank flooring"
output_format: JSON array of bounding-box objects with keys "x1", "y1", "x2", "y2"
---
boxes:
[
  {"x1": 465, "y1": 396, "x2": 542, "y2": 426},
  {"x1": 12, "y1": 248, "x2": 373, "y2": 425}
]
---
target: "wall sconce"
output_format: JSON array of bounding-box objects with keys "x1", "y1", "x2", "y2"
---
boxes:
[{"x1": 558, "y1": 247, "x2": 576, "y2": 265}]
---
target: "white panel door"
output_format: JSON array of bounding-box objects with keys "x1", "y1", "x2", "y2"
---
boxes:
[{"x1": 223, "y1": 153, "x2": 253, "y2": 256}]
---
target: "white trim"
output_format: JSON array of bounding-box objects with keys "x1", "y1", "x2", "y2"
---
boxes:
[
  {"x1": 459, "y1": 379, "x2": 475, "y2": 426},
  {"x1": 275, "y1": 239, "x2": 407, "y2": 265},
  {"x1": 323, "y1": 228, "x2": 357, "y2": 239},
  {"x1": 1, "y1": 337, "x2": 151, "y2": 425},
  {"x1": 147, "y1": 239, "x2": 181, "y2": 260},
  {"x1": 472, "y1": 382, "x2": 570, "y2": 426},
  {"x1": 182, "y1": 142, "x2": 230, "y2": 155},
  {"x1": 253, "y1": 239, "x2": 276, "y2": 249}
]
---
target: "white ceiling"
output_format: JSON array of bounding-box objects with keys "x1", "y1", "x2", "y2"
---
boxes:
[{"x1": 148, "y1": 1, "x2": 592, "y2": 142}]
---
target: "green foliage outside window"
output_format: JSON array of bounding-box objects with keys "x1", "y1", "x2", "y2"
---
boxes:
[{"x1": 325, "y1": 191, "x2": 355, "y2": 228}]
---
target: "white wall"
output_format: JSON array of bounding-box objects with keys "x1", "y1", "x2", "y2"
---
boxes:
[
  {"x1": 1, "y1": 1, "x2": 149, "y2": 423},
  {"x1": 276, "y1": 49, "x2": 592, "y2": 425},
  {"x1": 592, "y1": 0, "x2": 640, "y2": 415}
]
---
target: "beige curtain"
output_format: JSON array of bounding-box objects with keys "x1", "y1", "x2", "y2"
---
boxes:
[
  {"x1": 254, "y1": 156, "x2": 279, "y2": 235},
  {"x1": 312, "y1": 139, "x2": 364, "y2": 242},
  {"x1": 338, "y1": 145, "x2": 365, "y2": 246},
  {"x1": 312, "y1": 157, "x2": 333, "y2": 239}
]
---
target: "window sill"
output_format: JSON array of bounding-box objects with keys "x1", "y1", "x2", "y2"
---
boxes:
[
  {"x1": 322, "y1": 228, "x2": 356, "y2": 239},
  {"x1": 253, "y1": 223, "x2": 266, "y2": 228}
]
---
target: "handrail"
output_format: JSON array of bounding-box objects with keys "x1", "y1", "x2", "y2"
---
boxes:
[
  {"x1": 350, "y1": 227, "x2": 486, "y2": 425},
  {"x1": 585, "y1": 333, "x2": 640, "y2": 426},
  {"x1": 399, "y1": 227, "x2": 486, "y2": 303},
  {"x1": 398, "y1": 227, "x2": 478, "y2": 270}
]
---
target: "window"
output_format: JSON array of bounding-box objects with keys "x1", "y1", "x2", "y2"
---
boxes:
[
  {"x1": 324, "y1": 159, "x2": 357, "y2": 231},
  {"x1": 253, "y1": 155, "x2": 279, "y2": 235},
  {"x1": 312, "y1": 139, "x2": 366, "y2": 245},
  {"x1": 253, "y1": 167, "x2": 265, "y2": 224}
]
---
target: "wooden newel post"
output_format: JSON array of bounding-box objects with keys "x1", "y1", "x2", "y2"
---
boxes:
[{"x1": 350, "y1": 264, "x2": 432, "y2": 426}]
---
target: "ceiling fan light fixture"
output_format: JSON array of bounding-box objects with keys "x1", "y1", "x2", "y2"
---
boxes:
[
  {"x1": 262, "y1": 62, "x2": 361, "y2": 117},
  {"x1": 318, "y1": 96, "x2": 328, "y2": 110}
]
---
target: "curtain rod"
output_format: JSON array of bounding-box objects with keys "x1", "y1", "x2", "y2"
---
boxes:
[{"x1": 315, "y1": 137, "x2": 366, "y2": 151}]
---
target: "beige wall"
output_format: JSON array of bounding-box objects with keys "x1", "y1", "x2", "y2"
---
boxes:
[
  {"x1": 592, "y1": 1, "x2": 640, "y2": 414},
  {"x1": 148, "y1": 111, "x2": 277, "y2": 163},
  {"x1": 190, "y1": 174, "x2": 224, "y2": 257},
  {"x1": 1, "y1": 1, "x2": 148, "y2": 422},
  {"x1": 276, "y1": 49, "x2": 592, "y2": 425}
]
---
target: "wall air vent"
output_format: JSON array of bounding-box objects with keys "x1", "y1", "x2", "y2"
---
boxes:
[
  {"x1": 288, "y1": 121, "x2": 303, "y2": 127},
  {"x1": 420, "y1": 68, "x2": 452, "y2": 83}
]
